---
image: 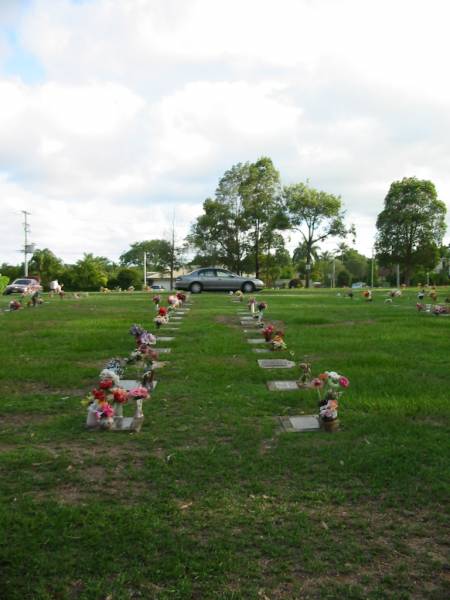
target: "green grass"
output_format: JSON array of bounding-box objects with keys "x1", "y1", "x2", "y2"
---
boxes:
[{"x1": 0, "y1": 289, "x2": 449, "y2": 599}]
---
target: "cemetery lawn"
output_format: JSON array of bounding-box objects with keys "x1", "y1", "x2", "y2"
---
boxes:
[{"x1": 0, "y1": 289, "x2": 449, "y2": 600}]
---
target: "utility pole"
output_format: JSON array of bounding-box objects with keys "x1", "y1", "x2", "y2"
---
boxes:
[
  {"x1": 396, "y1": 263, "x2": 400, "y2": 288},
  {"x1": 22, "y1": 210, "x2": 31, "y2": 277},
  {"x1": 143, "y1": 251, "x2": 147, "y2": 290},
  {"x1": 371, "y1": 247, "x2": 375, "y2": 288},
  {"x1": 170, "y1": 212, "x2": 176, "y2": 291}
]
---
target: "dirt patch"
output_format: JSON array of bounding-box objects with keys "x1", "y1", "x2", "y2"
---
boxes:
[{"x1": 0, "y1": 413, "x2": 55, "y2": 428}]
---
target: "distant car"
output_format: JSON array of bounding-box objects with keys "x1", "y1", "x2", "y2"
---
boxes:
[
  {"x1": 351, "y1": 282, "x2": 366, "y2": 289},
  {"x1": 175, "y1": 267, "x2": 264, "y2": 294},
  {"x1": 3, "y1": 278, "x2": 43, "y2": 295},
  {"x1": 150, "y1": 284, "x2": 165, "y2": 291}
]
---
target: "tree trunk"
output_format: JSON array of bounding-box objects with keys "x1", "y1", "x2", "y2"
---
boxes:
[
  {"x1": 255, "y1": 221, "x2": 260, "y2": 278},
  {"x1": 305, "y1": 255, "x2": 311, "y2": 288}
]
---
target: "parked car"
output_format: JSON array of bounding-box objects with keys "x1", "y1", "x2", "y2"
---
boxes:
[
  {"x1": 351, "y1": 282, "x2": 367, "y2": 289},
  {"x1": 3, "y1": 278, "x2": 43, "y2": 295},
  {"x1": 175, "y1": 268, "x2": 264, "y2": 294},
  {"x1": 150, "y1": 284, "x2": 165, "y2": 291}
]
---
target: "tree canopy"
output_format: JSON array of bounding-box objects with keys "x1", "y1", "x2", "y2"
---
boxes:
[
  {"x1": 375, "y1": 177, "x2": 446, "y2": 284},
  {"x1": 283, "y1": 182, "x2": 354, "y2": 287}
]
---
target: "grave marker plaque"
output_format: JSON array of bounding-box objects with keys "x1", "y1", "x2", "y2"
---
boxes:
[
  {"x1": 279, "y1": 415, "x2": 320, "y2": 432},
  {"x1": 257, "y1": 359, "x2": 295, "y2": 369},
  {"x1": 267, "y1": 381, "x2": 299, "y2": 391},
  {"x1": 156, "y1": 337, "x2": 175, "y2": 342},
  {"x1": 155, "y1": 348, "x2": 171, "y2": 354}
]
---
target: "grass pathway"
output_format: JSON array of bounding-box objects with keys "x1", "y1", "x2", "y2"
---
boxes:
[{"x1": 0, "y1": 291, "x2": 448, "y2": 599}]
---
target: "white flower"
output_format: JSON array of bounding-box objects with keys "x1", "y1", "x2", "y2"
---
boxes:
[{"x1": 99, "y1": 369, "x2": 120, "y2": 386}]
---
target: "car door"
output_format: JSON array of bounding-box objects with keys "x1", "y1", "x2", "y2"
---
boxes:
[
  {"x1": 197, "y1": 268, "x2": 218, "y2": 290},
  {"x1": 215, "y1": 269, "x2": 240, "y2": 291}
]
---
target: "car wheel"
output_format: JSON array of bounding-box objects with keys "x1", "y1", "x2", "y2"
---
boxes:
[
  {"x1": 242, "y1": 282, "x2": 255, "y2": 293},
  {"x1": 189, "y1": 282, "x2": 203, "y2": 294}
]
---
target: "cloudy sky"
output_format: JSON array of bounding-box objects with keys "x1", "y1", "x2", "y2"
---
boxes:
[{"x1": 1, "y1": 0, "x2": 450, "y2": 265}]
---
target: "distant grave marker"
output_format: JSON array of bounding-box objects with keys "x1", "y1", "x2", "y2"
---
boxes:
[
  {"x1": 279, "y1": 415, "x2": 320, "y2": 432},
  {"x1": 156, "y1": 337, "x2": 175, "y2": 342},
  {"x1": 258, "y1": 359, "x2": 295, "y2": 369},
  {"x1": 252, "y1": 348, "x2": 271, "y2": 353},
  {"x1": 155, "y1": 348, "x2": 171, "y2": 354},
  {"x1": 247, "y1": 338, "x2": 267, "y2": 344},
  {"x1": 267, "y1": 381, "x2": 299, "y2": 391}
]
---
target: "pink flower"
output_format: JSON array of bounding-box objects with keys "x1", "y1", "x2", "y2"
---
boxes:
[
  {"x1": 338, "y1": 376, "x2": 349, "y2": 388},
  {"x1": 311, "y1": 378, "x2": 324, "y2": 389},
  {"x1": 127, "y1": 387, "x2": 149, "y2": 400}
]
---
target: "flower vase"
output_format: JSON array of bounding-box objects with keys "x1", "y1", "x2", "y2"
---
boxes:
[
  {"x1": 113, "y1": 403, "x2": 124, "y2": 429},
  {"x1": 320, "y1": 418, "x2": 340, "y2": 433},
  {"x1": 86, "y1": 405, "x2": 98, "y2": 428},
  {"x1": 99, "y1": 416, "x2": 114, "y2": 430}
]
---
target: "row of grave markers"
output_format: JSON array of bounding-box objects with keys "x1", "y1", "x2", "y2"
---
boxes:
[
  {"x1": 85, "y1": 297, "x2": 193, "y2": 433},
  {"x1": 235, "y1": 303, "x2": 322, "y2": 433}
]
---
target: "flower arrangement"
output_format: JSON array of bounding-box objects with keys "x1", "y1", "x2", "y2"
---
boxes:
[
  {"x1": 310, "y1": 371, "x2": 349, "y2": 431},
  {"x1": 234, "y1": 290, "x2": 244, "y2": 301},
  {"x1": 129, "y1": 324, "x2": 144, "y2": 338},
  {"x1": 256, "y1": 301, "x2": 267, "y2": 322},
  {"x1": 363, "y1": 290, "x2": 372, "y2": 301},
  {"x1": 153, "y1": 295, "x2": 161, "y2": 309},
  {"x1": 416, "y1": 302, "x2": 425, "y2": 311},
  {"x1": 297, "y1": 362, "x2": 312, "y2": 388},
  {"x1": 103, "y1": 358, "x2": 124, "y2": 378},
  {"x1": 154, "y1": 306, "x2": 169, "y2": 329},
  {"x1": 176, "y1": 292, "x2": 186, "y2": 305},
  {"x1": 271, "y1": 331, "x2": 287, "y2": 351},
  {"x1": 9, "y1": 300, "x2": 21, "y2": 311},
  {"x1": 261, "y1": 324, "x2": 275, "y2": 342},
  {"x1": 168, "y1": 294, "x2": 179, "y2": 308},
  {"x1": 432, "y1": 304, "x2": 449, "y2": 315}
]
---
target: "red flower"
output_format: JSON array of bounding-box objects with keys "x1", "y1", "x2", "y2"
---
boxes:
[
  {"x1": 113, "y1": 388, "x2": 128, "y2": 404},
  {"x1": 158, "y1": 307, "x2": 168, "y2": 316},
  {"x1": 93, "y1": 389, "x2": 106, "y2": 401},
  {"x1": 99, "y1": 379, "x2": 114, "y2": 389}
]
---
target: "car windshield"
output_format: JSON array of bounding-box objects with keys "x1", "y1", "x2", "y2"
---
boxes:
[{"x1": 13, "y1": 279, "x2": 33, "y2": 285}]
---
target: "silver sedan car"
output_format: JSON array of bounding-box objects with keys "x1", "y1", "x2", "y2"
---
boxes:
[{"x1": 175, "y1": 268, "x2": 264, "y2": 294}]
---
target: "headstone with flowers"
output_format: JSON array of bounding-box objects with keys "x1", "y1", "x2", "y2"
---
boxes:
[{"x1": 310, "y1": 370, "x2": 350, "y2": 432}]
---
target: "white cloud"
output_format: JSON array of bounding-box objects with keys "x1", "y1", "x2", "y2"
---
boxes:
[{"x1": 0, "y1": 0, "x2": 450, "y2": 265}]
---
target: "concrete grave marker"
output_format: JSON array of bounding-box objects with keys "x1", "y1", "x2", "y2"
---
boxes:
[
  {"x1": 155, "y1": 348, "x2": 172, "y2": 354},
  {"x1": 240, "y1": 316, "x2": 255, "y2": 321},
  {"x1": 247, "y1": 338, "x2": 267, "y2": 344},
  {"x1": 279, "y1": 415, "x2": 320, "y2": 432},
  {"x1": 170, "y1": 317, "x2": 183, "y2": 321},
  {"x1": 267, "y1": 381, "x2": 299, "y2": 391},
  {"x1": 252, "y1": 348, "x2": 271, "y2": 353},
  {"x1": 153, "y1": 361, "x2": 168, "y2": 369},
  {"x1": 164, "y1": 327, "x2": 180, "y2": 331},
  {"x1": 156, "y1": 337, "x2": 175, "y2": 342},
  {"x1": 258, "y1": 359, "x2": 295, "y2": 369}
]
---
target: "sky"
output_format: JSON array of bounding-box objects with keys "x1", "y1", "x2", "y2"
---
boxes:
[{"x1": 1, "y1": 0, "x2": 450, "y2": 266}]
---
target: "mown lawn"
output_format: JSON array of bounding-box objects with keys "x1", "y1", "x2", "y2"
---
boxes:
[{"x1": 0, "y1": 289, "x2": 449, "y2": 599}]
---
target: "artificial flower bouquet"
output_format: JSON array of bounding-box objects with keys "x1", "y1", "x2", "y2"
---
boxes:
[
  {"x1": 310, "y1": 370, "x2": 349, "y2": 431},
  {"x1": 9, "y1": 300, "x2": 21, "y2": 311},
  {"x1": 363, "y1": 290, "x2": 372, "y2": 301},
  {"x1": 256, "y1": 301, "x2": 267, "y2": 321},
  {"x1": 297, "y1": 362, "x2": 312, "y2": 388},
  {"x1": 129, "y1": 324, "x2": 156, "y2": 347},
  {"x1": 153, "y1": 295, "x2": 161, "y2": 309},
  {"x1": 235, "y1": 290, "x2": 244, "y2": 301},
  {"x1": 432, "y1": 304, "x2": 449, "y2": 315},
  {"x1": 154, "y1": 307, "x2": 169, "y2": 329},
  {"x1": 176, "y1": 292, "x2": 186, "y2": 305},
  {"x1": 168, "y1": 294, "x2": 179, "y2": 308},
  {"x1": 271, "y1": 331, "x2": 287, "y2": 351},
  {"x1": 261, "y1": 324, "x2": 275, "y2": 342}
]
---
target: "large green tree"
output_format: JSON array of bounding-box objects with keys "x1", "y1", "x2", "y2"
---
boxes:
[
  {"x1": 283, "y1": 182, "x2": 354, "y2": 287},
  {"x1": 239, "y1": 157, "x2": 284, "y2": 278},
  {"x1": 188, "y1": 163, "x2": 251, "y2": 273},
  {"x1": 29, "y1": 248, "x2": 64, "y2": 287},
  {"x1": 120, "y1": 240, "x2": 176, "y2": 272},
  {"x1": 375, "y1": 177, "x2": 447, "y2": 285}
]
